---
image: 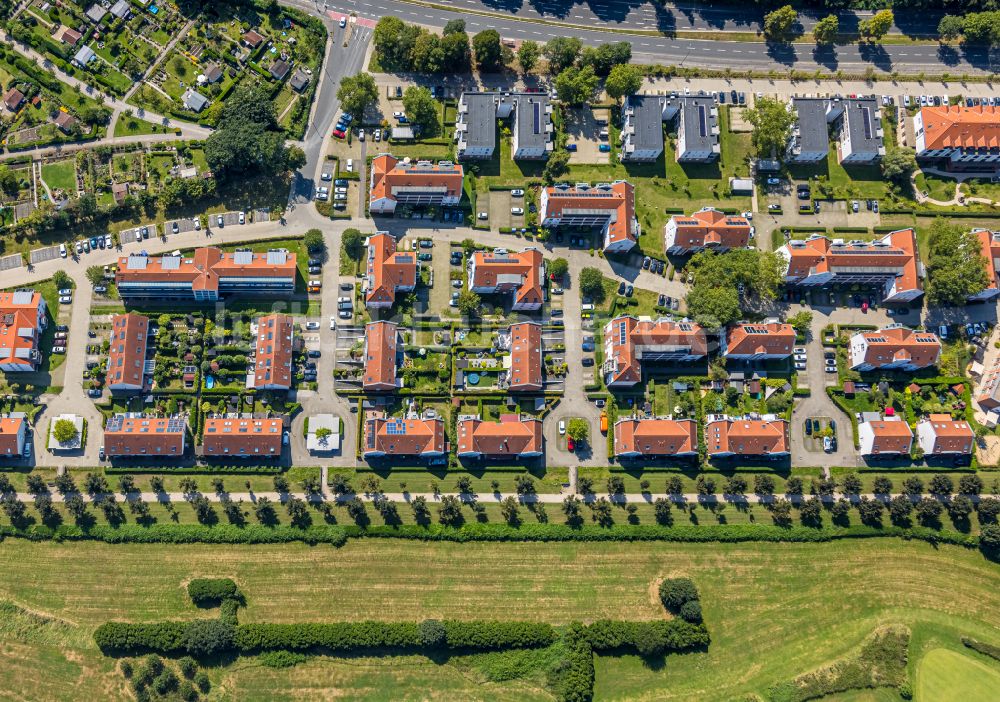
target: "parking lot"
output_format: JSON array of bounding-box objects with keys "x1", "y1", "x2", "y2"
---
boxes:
[
  {"x1": 211, "y1": 210, "x2": 250, "y2": 229},
  {"x1": 564, "y1": 106, "x2": 611, "y2": 164},
  {"x1": 163, "y1": 217, "x2": 201, "y2": 236},
  {"x1": 489, "y1": 190, "x2": 527, "y2": 230},
  {"x1": 120, "y1": 223, "x2": 159, "y2": 245}
]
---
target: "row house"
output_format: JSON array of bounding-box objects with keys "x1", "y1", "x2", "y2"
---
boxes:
[
  {"x1": 540, "y1": 181, "x2": 638, "y2": 254},
  {"x1": 250, "y1": 313, "x2": 294, "y2": 391},
  {"x1": 602, "y1": 315, "x2": 707, "y2": 388},
  {"x1": 848, "y1": 325, "x2": 941, "y2": 372},
  {"x1": 364, "y1": 232, "x2": 418, "y2": 309},
  {"x1": 0, "y1": 290, "x2": 47, "y2": 372},
  {"x1": 107, "y1": 313, "x2": 151, "y2": 392},
  {"x1": 456, "y1": 414, "x2": 543, "y2": 459},
  {"x1": 363, "y1": 321, "x2": 403, "y2": 392},
  {"x1": 368, "y1": 154, "x2": 464, "y2": 215},
  {"x1": 664, "y1": 207, "x2": 750, "y2": 256},
  {"x1": 103, "y1": 414, "x2": 186, "y2": 458},
  {"x1": 467, "y1": 248, "x2": 544, "y2": 311}
]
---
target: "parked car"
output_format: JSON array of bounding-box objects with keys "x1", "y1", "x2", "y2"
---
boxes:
[
  {"x1": 59, "y1": 243, "x2": 67, "y2": 258},
  {"x1": 58, "y1": 288, "x2": 73, "y2": 296},
  {"x1": 419, "y1": 239, "x2": 433, "y2": 248},
  {"x1": 58, "y1": 295, "x2": 72, "y2": 304},
  {"x1": 305, "y1": 321, "x2": 320, "y2": 330},
  {"x1": 217, "y1": 215, "x2": 224, "y2": 227},
  {"x1": 52, "y1": 346, "x2": 66, "y2": 354},
  {"x1": 511, "y1": 189, "x2": 524, "y2": 197},
  {"x1": 238, "y1": 211, "x2": 246, "y2": 224},
  {"x1": 598, "y1": 144, "x2": 611, "y2": 152},
  {"x1": 478, "y1": 211, "x2": 488, "y2": 220},
  {"x1": 558, "y1": 420, "x2": 566, "y2": 435},
  {"x1": 308, "y1": 349, "x2": 322, "y2": 358},
  {"x1": 567, "y1": 436, "x2": 575, "y2": 451},
  {"x1": 566, "y1": 143, "x2": 578, "y2": 152},
  {"x1": 617, "y1": 281, "x2": 626, "y2": 295},
  {"x1": 625, "y1": 284, "x2": 633, "y2": 297},
  {"x1": 511, "y1": 207, "x2": 524, "y2": 216},
  {"x1": 330, "y1": 316, "x2": 337, "y2": 330},
  {"x1": 417, "y1": 252, "x2": 432, "y2": 261}
]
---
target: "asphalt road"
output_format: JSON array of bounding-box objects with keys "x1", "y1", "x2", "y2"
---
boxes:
[{"x1": 322, "y1": 0, "x2": 994, "y2": 74}]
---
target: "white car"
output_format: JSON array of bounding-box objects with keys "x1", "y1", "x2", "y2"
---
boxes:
[
  {"x1": 346, "y1": 159, "x2": 353, "y2": 172},
  {"x1": 794, "y1": 361, "x2": 807, "y2": 370},
  {"x1": 321, "y1": 172, "x2": 332, "y2": 181},
  {"x1": 749, "y1": 226, "x2": 755, "y2": 239},
  {"x1": 511, "y1": 189, "x2": 525, "y2": 197},
  {"x1": 52, "y1": 346, "x2": 66, "y2": 354},
  {"x1": 330, "y1": 316, "x2": 337, "y2": 330},
  {"x1": 58, "y1": 295, "x2": 72, "y2": 304},
  {"x1": 334, "y1": 187, "x2": 347, "y2": 194},
  {"x1": 76, "y1": 241, "x2": 83, "y2": 254},
  {"x1": 374, "y1": 129, "x2": 381, "y2": 142},
  {"x1": 58, "y1": 288, "x2": 73, "y2": 296},
  {"x1": 478, "y1": 211, "x2": 488, "y2": 220},
  {"x1": 511, "y1": 207, "x2": 524, "y2": 216},
  {"x1": 238, "y1": 211, "x2": 246, "y2": 224},
  {"x1": 217, "y1": 215, "x2": 224, "y2": 227},
  {"x1": 305, "y1": 321, "x2": 320, "y2": 330},
  {"x1": 309, "y1": 279, "x2": 323, "y2": 289},
  {"x1": 339, "y1": 16, "x2": 346, "y2": 27},
  {"x1": 793, "y1": 347, "x2": 806, "y2": 355},
  {"x1": 193, "y1": 218, "x2": 201, "y2": 230},
  {"x1": 135, "y1": 230, "x2": 142, "y2": 242},
  {"x1": 558, "y1": 420, "x2": 566, "y2": 435},
  {"x1": 742, "y1": 211, "x2": 753, "y2": 220},
  {"x1": 357, "y1": 128, "x2": 365, "y2": 141},
  {"x1": 393, "y1": 111, "x2": 404, "y2": 120},
  {"x1": 59, "y1": 243, "x2": 67, "y2": 258}
]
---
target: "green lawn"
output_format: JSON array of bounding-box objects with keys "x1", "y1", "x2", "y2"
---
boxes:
[
  {"x1": 915, "y1": 172, "x2": 957, "y2": 202},
  {"x1": 113, "y1": 115, "x2": 175, "y2": 138},
  {"x1": 916, "y1": 648, "x2": 1000, "y2": 702},
  {"x1": 40, "y1": 160, "x2": 77, "y2": 194}
]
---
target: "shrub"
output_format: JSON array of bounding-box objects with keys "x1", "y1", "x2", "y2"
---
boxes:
[
  {"x1": 659, "y1": 577, "x2": 698, "y2": 611},
  {"x1": 184, "y1": 619, "x2": 235, "y2": 657},
  {"x1": 418, "y1": 619, "x2": 447, "y2": 648},
  {"x1": 94, "y1": 622, "x2": 188, "y2": 654},
  {"x1": 548, "y1": 623, "x2": 594, "y2": 702},
  {"x1": 187, "y1": 578, "x2": 241, "y2": 606},
  {"x1": 679, "y1": 599, "x2": 703, "y2": 623}
]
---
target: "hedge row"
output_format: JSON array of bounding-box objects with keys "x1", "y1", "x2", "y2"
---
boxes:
[
  {"x1": 585, "y1": 620, "x2": 709, "y2": 655},
  {"x1": 96, "y1": 620, "x2": 555, "y2": 655},
  {"x1": 962, "y1": 636, "x2": 1000, "y2": 662},
  {"x1": 0, "y1": 523, "x2": 348, "y2": 546},
  {"x1": 551, "y1": 623, "x2": 595, "y2": 702}
]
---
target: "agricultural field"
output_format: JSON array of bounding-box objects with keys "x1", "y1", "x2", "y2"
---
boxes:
[{"x1": 0, "y1": 538, "x2": 998, "y2": 699}]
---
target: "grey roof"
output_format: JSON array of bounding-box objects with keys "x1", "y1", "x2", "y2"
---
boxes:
[
  {"x1": 85, "y1": 4, "x2": 106, "y2": 22},
  {"x1": 269, "y1": 59, "x2": 291, "y2": 80},
  {"x1": 460, "y1": 92, "x2": 497, "y2": 153},
  {"x1": 843, "y1": 97, "x2": 883, "y2": 155},
  {"x1": 625, "y1": 95, "x2": 666, "y2": 154},
  {"x1": 790, "y1": 98, "x2": 830, "y2": 157},
  {"x1": 74, "y1": 45, "x2": 96, "y2": 64},
  {"x1": 182, "y1": 88, "x2": 209, "y2": 112},
  {"x1": 514, "y1": 96, "x2": 550, "y2": 151},
  {"x1": 289, "y1": 69, "x2": 310, "y2": 91},
  {"x1": 678, "y1": 96, "x2": 717, "y2": 154},
  {"x1": 109, "y1": 0, "x2": 131, "y2": 17}
]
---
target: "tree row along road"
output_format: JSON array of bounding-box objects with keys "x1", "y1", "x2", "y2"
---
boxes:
[{"x1": 313, "y1": 0, "x2": 992, "y2": 74}]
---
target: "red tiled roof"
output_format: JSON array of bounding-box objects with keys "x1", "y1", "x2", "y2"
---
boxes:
[
  {"x1": 115, "y1": 247, "x2": 296, "y2": 295},
  {"x1": 54, "y1": 111, "x2": 77, "y2": 130},
  {"x1": 861, "y1": 417, "x2": 913, "y2": 454},
  {"x1": 919, "y1": 105, "x2": 1000, "y2": 151},
  {"x1": 725, "y1": 322, "x2": 795, "y2": 357},
  {"x1": 0, "y1": 416, "x2": 24, "y2": 456},
  {"x1": 976, "y1": 229, "x2": 1000, "y2": 291},
  {"x1": 253, "y1": 313, "x2": 293, "y2": 390},
  {"x1": 364, "y1": 321, "x2": 399, "y2": 391},
  {"x1": 469, "y1": 248, "x2": 544, "y2": 307},
  {"x1": 201, "y1": 417, "x2": 282, "y2": 456},
  {"x1": 603, "y1": 315, "x2": 707, "y2": 386},
  {"x1": 3, "y1": 88, "x2": 24, "y2": 111},
  {"x1": 369, "y1": 154, "x2": 464, "y2": 207},
  {"x1": 107, "y1": 313, "x2": 149, "y2": 389},
  {"x1": 919, "y1": 413, "x2": 974, "y2": 454},
  {"x1": 363, "y1": 411, "x2": 445, "y2": 456},
  {"x1": 243, "y1": 29, "x2": 265, "y2": 47},
  {"x1": 508, "y1": 322, "x2": 543, "y2": 391},
  {"x1": 782, "y1": 230, "x2": 921, "y2": 296},
  {"x1": 0, "y1": 290, "x2": 45, "y2": 370},
  {"x1": 851, "y1": 326, "x2": 941, "y2": 369},
  {"x1": 60, "y1": 27, "x2": 83, "y2": 45},
  {"x1": 668, "y1": 207, "x2": 750, "y2": 250},
  {"x1": 365, "y1": 232, "x2": 417, "y2": 306},
  {"x1": 706, "y1": 416, "x2": 789, "y2": 455},
  {"x1": 614, "y1": 417, "x2": 697, "y2": 456},
  {"x1": 542, "y1": 181, "x2": 636, "y2": 247},
  {"x1": 456, "y1": 414, "x2": 542, "y2": 456},
  {"x1": 104, "y1": 414, "x2": 185, "y2": 456}
]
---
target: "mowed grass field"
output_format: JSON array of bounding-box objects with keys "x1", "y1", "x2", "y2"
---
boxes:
[
  {"x1": 915, "y1": 648, "x2": 1000, "y2": 702},
  {"x1": 1, "y1": 539, "x2": 1000, "y2": 699}
]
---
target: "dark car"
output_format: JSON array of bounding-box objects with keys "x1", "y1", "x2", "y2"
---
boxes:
[
  {"x1": 582, "y1": 357, "x2": 594, "y2": 366},
  {"x1": 308, "y1": 349, "x2": 321, "y2": 358},
  {"x1": 731, "y1": 89, "x2": 738, "y2": 103},
  {"x1": 658, "y1": 294, "x2": 667, "y2": 307},
  {"x1": 582, "y1": 342, "x2": 595, "y2": 352},
  {"x1": 55, "y1": 324, "x2": 69, "y2": 332},
  {"x1": 625, "y1": 284, "x2": 634, "y2": 297},
  {"x1": 618, "y1": 281, "x2": 626, "y2": 295},
  {"x1": 642, "y1": 256, "x2": 651, "y2": 269}
]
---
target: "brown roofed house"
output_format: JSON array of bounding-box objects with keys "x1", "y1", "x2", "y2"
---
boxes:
[
  {"x1": 103, "y1": 414, "x2": 186, "y2": 457},
  {"x1": 467, "y1": 248, "x2": 544, "y2": 312},
  {"x1": 848, "y1": 325, "x2": 941, "y2": 372},
  {"x1": 251, "y1": 313, "x2": 294, "y2": 391},
  {"x1": 364, "y1": 232, "x2": 417, "y2": 309},
  {"x1": 614, "y1": 417, "x2": 697, "y2": 457},
  {"x1": 456, "y1": 414, "x2": 543, "y2": 458},
  {"x1": 705, "y1": 415, "x2": 789, "y2": 457},
  {"x1": 368, "y1": 154, "x2": 465, "y2": 215},
  {"x1": 242, "y1": 29, "x2": 265, "y2": 48},
  {"x1": 363, "y1": 321, "x2": 402, "y2": 392},
  {"x1": 201, "y1": 416, "x2": 283, "y2": 457},
  {"x1": 3, "y1": 88, "x2": 24, "y2": 112},
  {"x1": 502, "y1": 321, "x2": 543, "y2": 392},
  {"x1": 363, "y1": 411, "x2": 446, "y2": 458},
  {"x1": 602, "y1": 315, "x2": 707, "y2": 387},
  {"x1": 723, "y1": 321, "x2": 795, "y2": 360},
  {"x1": 540, "y1": 181, "x2": 638, "y2": 254},
  {"x1": 858, "y1": 414, "x2": 913, "y2": 455},
  {"x1": 664, "y1": 207, "x2": 751, "y2": 255},
  {"x1": 916, "y1": 414, "x2": 974, "y2": 456},
  {"x1": 106, "y1": 313, "x2": 149, "y2": 392}
]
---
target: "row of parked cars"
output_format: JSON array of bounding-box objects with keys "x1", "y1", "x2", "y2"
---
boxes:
[{"x1": 60, "y1": 234, "x2": 114, "y2": 258}]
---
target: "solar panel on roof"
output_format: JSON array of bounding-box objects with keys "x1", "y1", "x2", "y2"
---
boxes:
[
  {"x1": 862, "y1": 107, "x2": 873, "y2": 140},
  {"x1": 678, "y1": 323, "x2": 693, "y2": 331},
  {"x1": 233, "y1": 251, "x2": 254, "y2": 265},
  {"x1": 127, "y1": 256, "x2": 148, "y2": 270},
  {"x1": 266, "y1": 250, "x2": 287, "y2": 265},
  {"x1": 698, "y1": 105, "x2": 707, "y2": 137},
  {"x1": 10, "y1": 291, "x2": 33, "y2": 305},
  {"x1": 160, "y1": 256, "x2": 181, "y2": 270},
  {"x1": 533, "y1": 102, "x2": 540, "y2": 134}
]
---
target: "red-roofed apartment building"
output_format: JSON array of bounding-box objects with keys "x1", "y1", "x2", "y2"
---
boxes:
[
  {"x1": 364, "y1": 232, "x2": 418, "y2": 309},
  {"x1": 368, "y1": 155, "x2": 464, "y2": 215},
  {"x1": 251, "y1": 313, "x2": 294, "y2": 391},
  {"x1": 848, "y1": 325, "x2": 941, "y2": 372},
  {"x1": 107, "y1": 313, "x2": 150, "y2": 392},
  {"x1": 363, "y1": 321, "x2": 403, "y2": 392},
  {"x1": 201, "y1": 416, "x2": 283, "y2": 458},
  {"x1": 602, "y1": 315, "x2": 707, "y2": 388},
  {"x1": 914, "y1": 105, "x2": 1000, "y2": 172},
  {"x1": 497, "y1": 322, "x2": 543, "y2": 392},
  {"x1": 777, "y1": 230, "x2": 923, "y2": 303},
  {"x1": 970, "y1": 229, "x2": 1000, "y2": 302},
  {"x1": 858, "y1": 414, "x2": 912, "y2": 456},
  {"x1": 540, "y1": 181, "x2": 638, "y2": 254},
  {"x1": 456, "y1": 414, "x2": 543, "y2": 459},
  {"x1": 115, "y1": 247, "x2": 296, "y2": 302},
  {"x1": 916, "y1": 414, "x2": 974, "y2": 456},
  {"x1": 722, "y1": 321, "x2": 795, "y2": 361},
  {"x1": 0, "y1": 415, "x2": 27, "y2": 458},
  {"x1": 363, "y1": 411, "x2": 446, "y2": 458},
  {"x1": 664, "y1": 207, "x2": 751, "y2": 256},
  {"x1": 467, "y1": 248, "x2": 544, "y2": 311},
  {"x1": 103, "y1": 414, "x2": 187, "y2": 457},
  {"x1": 614, "y1": 417, "x2": 697, "y2": 458},
  {"x1": 0, "y1": 290, "x2": 48, "y2": 372},
  {"x1": 705, "y1": 415, "x2": 789, "y2": 457}
]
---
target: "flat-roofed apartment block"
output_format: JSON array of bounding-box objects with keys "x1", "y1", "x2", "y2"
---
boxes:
[
  {"x1": 722, "y1": 320, "x2": 795, "y2": 360},
  {"x1": 916, "y1": 414, "x2": 974, "y2": 456},
  {"x1": 364, "y1": 232, "x2": 418, "y2": 309},
  {"x1": 363, "y1": 411, "x2": 446, "y2": 458},
  {"x1": 602, "y1": 315, "x2": 707, "y2": 387},
  {"x1": 456, "y1": 414, "x2": 543, "y2": 458},
  {"x1": 620, "y1": 94, "x2": 719, "y2": 163},
  {"x1": 614, "y1": 416, "x2": 697, "y2": 458},
  {"x1": 970, "y1": 229, "x2": 1000, "y2": 302},
  {"x1": 664, "y1": 207, "x2": 750, "y2": 255},
  {"x1": 777, "y1": 229, "x2": 923, "y2": 303},
  {"x1": 858, "y1": 413, "x2": 912, "y2": 456},
  {"x1": 786, "y1": 96, "x2": 884, "y2": 165},
  {"x1": 201, "y1": 415, "x2": 283, "y2": 458},
  {"x1": 0, "y1": 290, "x2": 47, "y2": 372},
  {"x1": 455, "y1": 92, "x2": 553, "y2": 160},
  {"x1": 914, "y1": 105, "x2": 1000, "y2": 172},
  {"x1": 704, "y1": 414, "x2": 789, "y2": 457},
  {"x1": 104, "y1": 413, "x2": 186, "y2": 457},
  {"x1": 363, "y1": 321, "x2": 403, "y2": 392},
  {"x1": 848, "y1": 325, "x2": 941, "y2": 372},
  {"x1": 540, "y1": 181, "x2": 638, "y2": 254},
  {"x1": 368, "y1": 154, "x2": 464, "y2": 215},
  {"x1": 107, "y1": 313, "x2": 152, "y2": 392},
  {"x1": 250, "y1": 313, "x2": 294, "y2": 390},
  {"x1": 495, "y1": 321, "x2": 543, "y2": 392},
  {"x1": 115, "y1": 247, "x2": 296, "y2": 301},
  {"x1": 467, "y1": 248, "x2": 544, "y2": 311},
  {"x1": 0, "y1": 414, "x2": 27, "y2": 458}
]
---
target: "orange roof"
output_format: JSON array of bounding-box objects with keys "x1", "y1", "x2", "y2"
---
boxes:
[
  {"x1": 456, "y1": 414, "x2": 543, "y2": 456},
  {"x1": 782, "y1": 230, "x2": 920, "y2": 296},
  {"x1": 60, "y1": 27, "x2": 82, "y2": 45},
  {"x1": 603, "y1": 316, "x2": 707, "y2": 386},
  {"x1": 542, "y1": 181, "x2": 636, "y2": 247},
  {"x1": 706, "y1": 416, "x2": 789, "y2": 455},
  {"x1": 363, "y1": 411, "x2": 445, "y2": 456},
  {"x1": 861, "y1": 417, "x2": 913, "y2": 454},
  {"x1": 369, "y1": 154, "x2": 464, "y2": 206},
  {"x1": 107, "y1": 313, "x2": 149, "y2": 389},
  {"x1": 668, "y1": 208, "x2": 750, "y2": 250},
  {"x1": 919, "y1": 414, "x2": 974, "y2": 454},
  {"x1": 851, "y1": 326, "x2": 940, "y2": 369},
  {"x1": 0, "y1": 416, "x2": 24, "y2": 455},
  {"x1": 0, "y1": 290, "x2": 44, "y2": 370},
  {"x1": 202, "y1": 417, "x2": 282, "y2": 456},
  {"x1": 508, "y1": 322, "x2": 543, "y2": 391},
  {"x1": 919, "y1": 105, "x2": 1000, "y2": 151},
  {"x1": 365, "y1": 232, "x2": 417, "y2": 306},
  {"x1": 725, "y1": 322, "x2": 795, "y2": 357},
  {"x1": 3, "y1": 87, "x2": 24, "y2": 110},
  {"x1": 364, "y1": 321, "x2": 399, "y2": 391},
  {"x1": 104, "y1": 414, "x2": 186, "y2": 456},
  {"x1": 115, "y1": 247, "x2": 296, "y2": 296},
  {"x1": 976, "y1": 229, "x2": 1000, "y2": 291},
  {"x1": 253, "y1": 313, "x2": 293, "y2": 389},
  {"x1": 243, "y1": 29, "x2": 265, "y2": 47},
  {"x1": 614, "y1": 417, "x2": 697, "y2": 456},
  {"x1": 469, "y1": 248, "x2": 544, "y2": 307}
]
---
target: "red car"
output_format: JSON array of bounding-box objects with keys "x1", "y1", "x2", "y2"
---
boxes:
[
  {"x1": 567, "y1": 437, "x2": 575, "y2": 452},
  {"x1": 861, "y1": 301, "x2": 869, "y2": 313},
  {"x1": 332, "y1": 129, "x2": 346, "y2": 139}
]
